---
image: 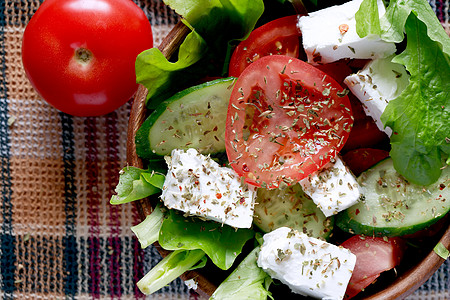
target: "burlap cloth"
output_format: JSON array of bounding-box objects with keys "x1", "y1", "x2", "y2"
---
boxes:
[{"x1": 0, "y1": 0, "x2": 448, "y2": 299}]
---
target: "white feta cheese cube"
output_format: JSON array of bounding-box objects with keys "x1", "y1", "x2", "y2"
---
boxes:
[
  {"x1": 184, "y1": 278, "x2": 198, "y2": 290},
  {"x1": 161, "y1": 148, "x2": 256, "y2": 228},
  {"x1": 298, "y1": 0, "x2": 396, "y2": 64},
  {"x1": 257, "y1": 227, "x2": 356, "y2": 299},
  {"x1": 344, "y1": 56, "x2": 410, "y2": 136},
  {"x1": 299, "y1": 157, "x2": 360, "y2": 217}
]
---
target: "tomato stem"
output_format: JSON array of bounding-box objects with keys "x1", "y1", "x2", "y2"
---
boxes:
[{"x1": 75, "y1": 48, "x2": 92, "y2": 63}]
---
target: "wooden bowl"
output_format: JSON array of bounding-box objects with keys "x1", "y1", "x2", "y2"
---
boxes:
[{"x1": 127, "y1": 21, "x2": 450, "y2": 299}]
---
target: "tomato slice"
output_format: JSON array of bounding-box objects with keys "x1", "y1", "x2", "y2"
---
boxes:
[
  {"x1": 341, "y1": 235, "x2": 406, "y2": 299},
  {"x1": 348, "y1": 93, "x2": 367, "y2": 121},
  {"x1": 342, "y1": 148, "x2": 389, "y2": 176},
  {"x1": 316, "y1": 61, "x2": 353, "y2": 85},
  {"x1": 343, "y1": 118, "x2": 389, "y2": 151},
  {"x1": 225, "y1": 55, "x2": 353, "y2": 189},
  {"x1": 346, "y1": 274, "x2": 380, "y2": 299},
  {"x1": 228, "y1": 15, "x2": 302, "y2": 77},
  {"x1": 342, "y1": 94, "x2": 389, "y2": 151}
]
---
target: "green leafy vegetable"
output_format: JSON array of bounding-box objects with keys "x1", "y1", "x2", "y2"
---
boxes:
[
  {"x1": 381, "y1": 14, "x2": 450, "y2": 185},
  {"x1": 110, "y1": 166, "x2": 165, "y2": 205},
  {"x1": 210, "y1": 247, "x2": 273, "y2": 300},
  {"x1": 356, "y1": 0, "x2": 450, "y2": 185},
  {"x1": 136, "y1": 29, "x2": 208, "y2": 108},
  {"x1": 355, "y1": 0, "x2": 381, "y2": 37},
  {"x1": 159, "y1": 209, "x2": 254, "y2": 270},
  {"x1": 164, "y1": 0, "x2": 264, "y2": 49},
  {"x1": 379, "y1": 0, "x2": 450, "y2": 47},
  {"x1": 135, "y1": 0, "x2": 264, "y2": 108},
  {"x1": 131, "y1": 204, "x2": 166, "y2": 249},
  {"x1": 433, "y1": 242, "x2": 450, "y2": 259},
  {"x1": 137, "y1": 249, "x2": 205, "y2": 295},
  {"x1": 356, "y1": 0, "x2": 450, "y2": 47}
]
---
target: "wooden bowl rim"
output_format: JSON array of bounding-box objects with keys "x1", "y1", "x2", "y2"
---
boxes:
[{"x1": 126, "y1": 21, "x2": 450, "y2": 299}]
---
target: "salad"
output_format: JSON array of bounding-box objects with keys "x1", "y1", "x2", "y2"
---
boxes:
[{"x1": 111, "y1": 0, "x2": 450, "y2": 299}]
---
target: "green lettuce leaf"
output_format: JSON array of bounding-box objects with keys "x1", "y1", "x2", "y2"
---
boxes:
[
  {"x1": 381, "y1": 14, "x2": 450, "y2": 185},
  {"x1": 131, "y1": 204, "x2": 166, "y2": 249},
  {"x1": 433, "y1": 242, "x2": 450, "y2": 259},
  {"x1": 210, "y1": 247, "x2": 273, "y2": 300},
  {"x1": 136, "y1": 0, "x2": 264, "y2": 108},
  {"x1": 355, "y1": 0, "x2": 450, "y2": 185},
  {"x1": 110, "y1": 166, "x2": 165, "y2": 205},
  {"x1": 356, "y1": 0, "x2": 450, "y2": 49},
  {"x1": 135, "y1": 29, "x2": 208, "y2": 108},
  {"x1": 164, "y1": 0, "x2": 263, "y2": 49},
  {"x1": 137, "y1": 249, "x2": 205, "y2": 295},
  {"x1": 158, "y1": 209, "x2": 254, "y2": 270},
  {"x1": 380, "y1": 0, "x2": 450, "y2": 48},
  {"x1": 355, "y1": 0, "x2": 381, "y2": 37}
]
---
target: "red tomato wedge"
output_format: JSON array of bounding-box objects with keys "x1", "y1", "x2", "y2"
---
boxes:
[
  {"x1": 225, "y1": 55, "x2": 353, "y2": 189},
  {"x1": 348, "y1": 93, "x2": 368, "y2": 121},
  {"x1": 346, "y1": 274, "x2": 380, "y2": 299},
  {"x1": 341, "y1": 235, "x2": 406, "y2": 299},
  {"x1": 342, "y1": 94, "x2": 389, "y2": 151},
  {"x1": 228, "y1": 15, "x2": 302, "y2": 77},
  {"x1": 343, "y1": 118, "x2": 389, "y2": 151},
  {"x1": 342, "y1": 148, "x2": 389, "y2": 176},
  {"x1": 316, "y1": 61, "x2": 353, "y2": 85}
]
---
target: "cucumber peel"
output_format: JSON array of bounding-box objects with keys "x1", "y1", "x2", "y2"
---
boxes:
[
  {"x1": 336, "y1": 158, "x2": 449, "y2": 237},
  {"x1": 136, "y1": 77, "x2": 236, "y2": 159}
]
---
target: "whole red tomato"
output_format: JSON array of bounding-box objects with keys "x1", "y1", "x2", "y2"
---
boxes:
[{"x1": 22, "y1": 0, "x2": 153, "y2": 116}]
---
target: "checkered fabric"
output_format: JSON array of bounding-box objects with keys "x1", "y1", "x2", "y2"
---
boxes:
[{"x1": 0, "y1": 0, "x2": 448, "y2": 299}]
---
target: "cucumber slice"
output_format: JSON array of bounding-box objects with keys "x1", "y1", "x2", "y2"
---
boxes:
[
  {"x1": 253, "y1": 184, "x2": 334, "y2": 240},
  {"x1": 136, "y1": 77, "x2": 236, "y2": 159},
  {"x1": 336, "y1": 158, "x2": 449, "y2": 236}
]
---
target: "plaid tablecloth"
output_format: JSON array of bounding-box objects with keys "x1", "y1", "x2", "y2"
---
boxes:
[{"x1": 0, "y1": 0, "x2": 448, "y2": 299}]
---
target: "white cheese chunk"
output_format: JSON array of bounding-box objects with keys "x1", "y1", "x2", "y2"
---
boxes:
[
  {"x1": 161, "y1": 148, "x2": 256, "y2": 228},
  {"x1": 184, "y1": 278, "x2": 198, "y2": 290},
  {"x1": 344, "y1": 56, "x2": 410, "y2": 136},
  {"x1": 257, "y1": 227, "x2": 356, "y2": 300},
  {"x1": 299, "y1": 157, "x2": 360, "y2": 217},
  {"x1": 298, "y1": 0, "x2": 396, "y2": 64}
]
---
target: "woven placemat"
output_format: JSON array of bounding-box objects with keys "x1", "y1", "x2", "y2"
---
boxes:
[{"x1": 0, "y1": 0, "x2": 448, "y2": 299}]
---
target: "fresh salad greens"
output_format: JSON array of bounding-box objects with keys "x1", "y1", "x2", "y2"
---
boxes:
[
  {"x1": 384, "y1": 14, "x2": 450, "y2": 185},
  {"x1": 210, "y1": 247, "x2": 273, "y2": 300},
  {"x1": 131, "y1": 203, "x2": 165, "y2": 248},
  {"x1": 164, "y1": 0, "x2": 263, "y2": 49},
  {"x1": 110, "y1": 166, "x2": 164, "y2": 205},
  {"x1": 434, "y1": 242, "x2": 450, "y2": 260},
  {"x1": 380, "y1": 0, "x2": 450, "y2": 45},
  {"x1": 135, "y1": 28, "x2": 208, "y2": 108},
  {"x1": 355, "y1": 0, "x2": 382, "y2": 36},
  {"x1": 356, "y1": 0, "x2": 450, "y2": 185},
  {"x1": 159, "y1": 209, "x2": 255, "y2": 270},
  {"x1": 136, "y1": 0, "x2": 264, "y2": 108},
  {"x1": 137, "y1": 249, "x2": 206, "y2": 295}
]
